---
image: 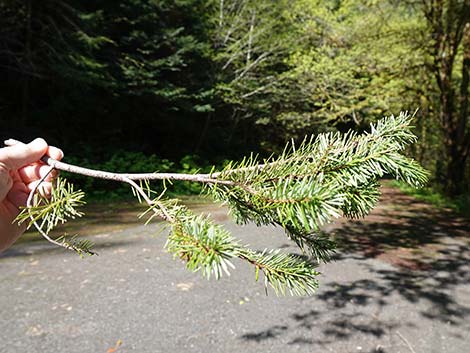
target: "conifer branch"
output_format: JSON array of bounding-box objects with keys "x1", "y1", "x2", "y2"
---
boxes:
[{"x1": 7, "y1": 112, "x2": 429, "y2": 295}]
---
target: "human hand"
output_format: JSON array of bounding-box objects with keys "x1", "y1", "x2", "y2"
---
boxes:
[{"x1": 0, "y1": 138, "x2": 63, "y2": 252}]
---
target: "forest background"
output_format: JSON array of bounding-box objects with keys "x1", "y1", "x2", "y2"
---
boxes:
[{"x1": 0, "y1": 0, "x2": 469, "y2": 207}]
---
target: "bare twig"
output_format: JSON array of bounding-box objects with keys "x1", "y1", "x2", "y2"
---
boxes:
[
  {"x1": 4, "y1": 138, "x2": 276, "y2": 183},
  {"x1": 396, "y1": 331, "x2": 417, "y2": 353},
  {"x1": 4, "y1": 139, "x2": 237, "y2": 185}
]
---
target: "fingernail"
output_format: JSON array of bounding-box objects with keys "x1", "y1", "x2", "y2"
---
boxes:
[
  {"x1": 56, "y1": 149, "x2": 64, "y2": 160},
  {"x1": 4, "y1": 139, "x2": 20, "y2": 146},
  {"x1": 30, "y1": 138, "x2": 47, "y2": 150}
]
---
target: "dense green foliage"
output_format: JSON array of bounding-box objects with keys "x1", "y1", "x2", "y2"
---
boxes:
[{"x1": 0, "y1": 0, "x2": 468, "y2": 197}]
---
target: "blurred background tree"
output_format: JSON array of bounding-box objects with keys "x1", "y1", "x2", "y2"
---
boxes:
[{"x1": 0, "y1": 0, "x2": 468, "y2": 201}]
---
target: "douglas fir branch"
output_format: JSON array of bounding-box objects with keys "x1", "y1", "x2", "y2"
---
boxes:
[{"x1": 13, "y1": 112, "x2": 428, "y2": 296}]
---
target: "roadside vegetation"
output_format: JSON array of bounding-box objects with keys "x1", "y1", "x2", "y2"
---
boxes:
[
  {"x1": 393, "y1": 181, "x2": 470, "y2": 218},
  {"x1": 1, "y1": 0, "x2": 469, "y2": 206}
]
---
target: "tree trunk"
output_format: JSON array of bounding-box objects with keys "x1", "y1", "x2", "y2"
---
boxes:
[
  {"x1": 424, "y1": 0, "x2": 470, "y2": 195},
  {"x1": 446, "y1": 22, "x2": 470, "y2": 195},
  {"x1": 445, "y1": 143, "x2": 467, "y2": 195}
]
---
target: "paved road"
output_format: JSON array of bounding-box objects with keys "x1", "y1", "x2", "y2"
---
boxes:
[{"x1": 1, "y1": 187, "x2": 469, "y2": 353}]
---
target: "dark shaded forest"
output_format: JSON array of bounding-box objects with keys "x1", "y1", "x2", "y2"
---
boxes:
[{"x1": 0, "y1": 0, "x2": 469, "y2": 198}]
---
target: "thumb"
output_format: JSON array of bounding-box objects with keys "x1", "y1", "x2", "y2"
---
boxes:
[{"x1": 0, "y1": 138, "x2": 48, "y2": 170}]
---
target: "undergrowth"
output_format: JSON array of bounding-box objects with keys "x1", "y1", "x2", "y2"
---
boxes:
[{"x1": 392, "y1": 181, "x2": 470, "y2": 218}]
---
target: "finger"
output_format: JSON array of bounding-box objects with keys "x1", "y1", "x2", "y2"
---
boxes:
[
  {"x1": 8, "y1": 180, "x2": 52, "y2": 209},
  {"x1": 9, "y1": 169, "x2": 22, "y2": 183},
  {"x1": 47, "y1": 146, "x2": 64, "y2": 161},
  {"x1": 39, "y1": 183, "x2": 52, "y2": 198},
  {"x1": 27, "y1": 180, "x2": 52, "y2": 198},
  {"x1": 3, "y1": 139, "x2": 63, "y2": 161},
  {"x1": 18, "y1": 164, "x2": 58, "y2": 184},
  {"x1": 0, "y1": 138, "x2": 48, "y2": 170},
  {"x1": 0, "y1": 167, "x2": 13, "y2": 202},
  {"x1": 7, "y1": 181, "x2": 29, "y2": 209}
]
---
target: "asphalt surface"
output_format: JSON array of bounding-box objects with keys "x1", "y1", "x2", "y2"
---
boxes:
[{"x1": 1, "y1": 187, "x2": 469, "y2": 353}]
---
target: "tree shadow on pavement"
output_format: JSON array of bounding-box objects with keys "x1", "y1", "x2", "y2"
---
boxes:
[
  {"x1": 240, "y1": 187, "x2": 470, "y2": 350},
  {"x1": 0, "y1": 239, "x2": 136, "y2": 260}
]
